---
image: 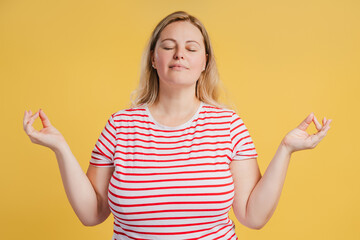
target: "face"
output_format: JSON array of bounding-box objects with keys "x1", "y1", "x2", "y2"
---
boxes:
[{"x1": 151, "y1": 21, "x2": 207, "y2": 88}]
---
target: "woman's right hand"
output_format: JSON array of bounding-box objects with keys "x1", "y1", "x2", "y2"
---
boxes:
[{"x1": 23, "y1": 109, "x2": 66, "y2": 152}]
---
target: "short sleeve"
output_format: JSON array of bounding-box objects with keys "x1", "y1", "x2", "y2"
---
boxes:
[
  {"x1": 230, "y1": 112, "x2": 258, "y2": 161},
  {"x1": 89, "y1": 114, "x2": 117, "y2": 167}
]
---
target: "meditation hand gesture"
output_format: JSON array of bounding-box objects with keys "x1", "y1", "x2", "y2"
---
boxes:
[
  {"x1": 281, "y1": 113, "x2": 332, "y2": 154},
  {"x1": 23, "y1": 109, "x2": 66, "y2": 152}
]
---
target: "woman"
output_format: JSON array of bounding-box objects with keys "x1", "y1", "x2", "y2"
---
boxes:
[{"x1": 23, "y1": 11, "x2": 332, "y2": 240}]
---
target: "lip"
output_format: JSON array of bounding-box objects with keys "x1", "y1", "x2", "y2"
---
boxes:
[{"x1": 169, "y1": 64, "x2": 188, "y2": 69}]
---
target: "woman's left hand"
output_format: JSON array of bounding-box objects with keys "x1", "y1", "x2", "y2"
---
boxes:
[{"x1": 281, "y1": 113, "x2": 332, "y2": 154}]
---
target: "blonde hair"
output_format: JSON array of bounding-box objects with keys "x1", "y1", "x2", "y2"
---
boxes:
[{"x1": 130, "y1": 11, "x2": 232, "y2": 109}]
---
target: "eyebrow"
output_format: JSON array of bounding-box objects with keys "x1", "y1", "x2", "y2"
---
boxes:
[{"x1": 161, "y1": 38, "x2": 201, "y2": 46}]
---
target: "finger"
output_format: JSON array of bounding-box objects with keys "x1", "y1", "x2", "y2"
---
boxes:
[
  {"x1": 326, "y1": 119, "x2": 332, "y2": 127},
  {"x1": 27, "y1": 111, "x2": 40, "y2": 124},
  {"x1": 39, "y1": 109, "x2": 52, "y2": 128},
  {"x1": 322, "y1": 117, "x2": 326, "y2": 126},
  {"x1": 23, "y1": 110, "x2": 33, "y2": 130},
  {"x1": 25, "y1": 111, "x2": 39, "y2": 134},
  {"x1": 297, "y1": 112, "x2": 314, "y2": 131},
  {"x1": 24, "y1": 115, "x2": 37, "y2": 135},
  {"x1": 23, "y1": 110, "x2": 29, "y2": 130},
  {"x1": 311, "y1": 121, "x2": 331, "y2": 144},
  {"x1": 313, "y1": 115, "x2": 322, "y2": 131}
]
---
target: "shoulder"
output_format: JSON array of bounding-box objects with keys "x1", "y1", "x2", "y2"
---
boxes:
[
  {"x1": 202, "y1": 102, "x2": 235, "y2": 114},
  {"x1": 201, "y1": 102, "x2": 237, "y2": 121},
  {"x1": 111, "y1": 104, "x2": 147, "y2": 119}
]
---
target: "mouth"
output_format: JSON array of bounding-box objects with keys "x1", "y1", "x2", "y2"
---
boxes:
[
  {"x1": 169, "y1": 64, "x2": 188, "y2": 70},
  {"x1": 170, "y1": 66, "x2": 187, "y2": 70}
]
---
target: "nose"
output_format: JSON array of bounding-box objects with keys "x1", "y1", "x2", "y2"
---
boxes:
[{"x1": 174, "y1": 47, "x2": 185, "y2": 60}]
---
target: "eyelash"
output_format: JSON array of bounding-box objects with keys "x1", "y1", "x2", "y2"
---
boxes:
[{"x1": 164, "y1": 47, "x2": 197, "y2": 52}]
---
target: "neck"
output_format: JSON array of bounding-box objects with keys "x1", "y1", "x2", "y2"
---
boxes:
[{"x1": 150, "y1": 83, "x2": 201, "y2": 118}]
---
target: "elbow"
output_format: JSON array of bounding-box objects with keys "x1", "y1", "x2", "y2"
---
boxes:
[
  {"x1": 78, "y1": 214, "x2": 102, "y2": 227},
  {"x1": 79, "y1": 212, "x2": 109, "y2": 226},
  {"x1": 81, "y1": 218, "x2": 101, "y2": 227},
  {"x1": 249, "y1": 223, "x2": 265, "y2": 230},
  {"x1": 245, "y1": 219, "x2": 268, "y2": 230}
]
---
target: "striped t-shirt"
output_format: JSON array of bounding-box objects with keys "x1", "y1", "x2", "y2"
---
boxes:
[{"x1": 90, "y1": 101, "x2": 258, "y2": 240}]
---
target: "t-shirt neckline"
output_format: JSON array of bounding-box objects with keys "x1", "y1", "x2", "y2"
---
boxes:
[{"x1": 145, "y1": 101, "x2": 204, "y2": 130}]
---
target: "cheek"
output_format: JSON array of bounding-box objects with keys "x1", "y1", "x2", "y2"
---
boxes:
[
  {"x1": 155, "y1": 55, "x2": 172, "y2": 72},
  {"x1": 190, "y1": 55, "x2": 206, "y2": 70}
]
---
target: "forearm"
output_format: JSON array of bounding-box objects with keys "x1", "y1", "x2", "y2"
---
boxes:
[
  {"x1": 53, "y1": 143, "x2": 99, "y2": 226},
  {"x1": 245, "y1": 142, "x2": 292, "y2": 229}
]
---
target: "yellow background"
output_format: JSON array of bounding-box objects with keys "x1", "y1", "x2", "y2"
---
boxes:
[{"x1": 1, "y1": 0, "x2": 359, "y2": 239}]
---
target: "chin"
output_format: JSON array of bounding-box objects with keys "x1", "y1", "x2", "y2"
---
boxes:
[{"x1": 162, "y1": 78, "x2": 197, "y2": 88}]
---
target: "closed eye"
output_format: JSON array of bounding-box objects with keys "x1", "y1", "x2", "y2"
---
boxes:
[{"x1": 163, "y1": 47, "x2": 197, "y2": 52}]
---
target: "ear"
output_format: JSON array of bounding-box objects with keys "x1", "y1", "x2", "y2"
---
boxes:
[
  {"x1": 203, "y1": 53, "x2": 208, "y2": 71},
  {"x1": 150, "y1": 50, "x2": 156, "y2": 68}
]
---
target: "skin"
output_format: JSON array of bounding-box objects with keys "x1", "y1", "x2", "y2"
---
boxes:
[
  {"x1": 23, "y1": 21, "x2": 332, "y2": 228},
  {"x1": 149, "y1": 21, "x2": 208, "y2": 126}
]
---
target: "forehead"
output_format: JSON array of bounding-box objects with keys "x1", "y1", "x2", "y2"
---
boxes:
[{"x1": 158, "y1": 21, "x2": 204, "y2": 44}]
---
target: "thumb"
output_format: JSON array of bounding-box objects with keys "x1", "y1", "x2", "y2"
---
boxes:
[
  {"x1": 297, "y1": 112, "x2": 314, "y2": 131},
  {"x1": 39, "y1": 109, "x2": 52, "y2": 128}
]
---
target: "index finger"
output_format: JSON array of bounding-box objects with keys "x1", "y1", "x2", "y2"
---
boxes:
[
  {"x1": 23, "y1": 110, "x2": 30, "y2": 130},
  {"x1": 297, "y1": 112, "x2": 314, "y2": 131}
]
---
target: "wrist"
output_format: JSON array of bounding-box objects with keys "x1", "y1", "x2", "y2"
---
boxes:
[
  {"x1": 279, "y1": 139, "x2": 293, "y2": 157},
  {"x1": 52, "y1": 140, "x2": 70, "y2": 156}
]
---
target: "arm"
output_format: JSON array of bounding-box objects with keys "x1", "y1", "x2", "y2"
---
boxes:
[
  {"x1": 230, "y1": 145, "x2": 290, "y2": 230},
  {"x1": 230, "y1": 113, "x2": 332, "y2": 229},
  {"x1": 54, "y1": 144, "x2": 114, "y2": 226},
  {"x1": 23, "y1": 109, "x2": 113, "y2": 226}
]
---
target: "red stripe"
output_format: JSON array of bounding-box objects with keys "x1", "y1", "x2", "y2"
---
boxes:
[
  {"x1": 117, "y1": 113, "x2": 229, "y2": 121},
  {"x1": 238, "y1": 147, "x2": 256, "y2": 153},
  {"x1": 114, "y1": 113, "x2": 148, "y2": 118},
  {"x1": 116, "y1": 217, "x2": 229, "y2": 229},
  {"x1": 233, "y1": 135, "x2": 251, "y2": 150},
  {"x1": 97, "y1": 138, "x2": 114, "y2": 156},
  {"x1": 115, "y1": 121, "x2": 230, "y2": 133},
  {"x1": 115, "y1": 119, "x2": 156, "y2": 125},
  {"x1": 115, "y1": 169, "x2": 230, "y2": 176},
  {"x1": 111, "y1": 174, "x2": 232, "y2": 183},
  {"x1": 191, "y1": 223, "x2": 231, "y2": 240},
  {"x1": 113, "y1": 229, "x2": 148, "y2": 240},
  {"x1": 89, "y1": 162, "x2": 113, "y2": 167},
  {"x1": 231, "y1": 128, "x2": 248, "y2": 142},
  {"x1": 117, "y1": 125, "x2": 229, "y2": 133},
  {"x1": 115, "y1": 154, "x2": 230, "y2": 163},
  {"x1": 123, "y1": 108, "x2": 146, "y2": 112},
  {"x1": 94, "y1": 143, "x2": 112, "y2": 160},
  {"x1": 115, "y1": 148, "x2": 231, "y2": 157},
  {"x1": 108, "y1": 197, "x2": 232, "y2": 215},
  {"x1": 234, "y1": 153, "x2": 258, "y2": 158},
  {"x1": 108, "y1": 118, "x2": 117, "y2": 132},
  {"x1": 109, "y1": 211, "x2": 228, "y2": 222},
  {"x1": 114, "y1": 162, "x2": 228, "y2": 170},
  {"x1": 116, "y1": 134, "x2": 230, "y2": 145},
  {"x1": 231, "y1": 123, "x2": 246, "y2": 137},
  {"x1": 108, "y1": 180, "x2": 233, "y2": 191},
  {"x1": 201, "y1": 110, "x2": 232, "y2": 114},
  {"x1": 108, "y1": 195, "x2": 234, "y2": 208},
  {"x1": 203, "y1": 105, "x2": 222, "y2": 110},
  {"x1": 116, "y1": 140, "x2": 231, "y2": 151},
  {"x1": 108, "y1": 187, "x2": 234, "y2": 200},
  {"x1": 213, "y1": 224, "x2": 234, "y2": 240},
  {"x1": 113, "y1": 219, "x2": 232, "y2": 236},
  {"x1": 230, "y1": 114, "x2": 242, "y2": 125},
  {"x1": 100, "y1": 130, "x2": 115, "y2": 148}
]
